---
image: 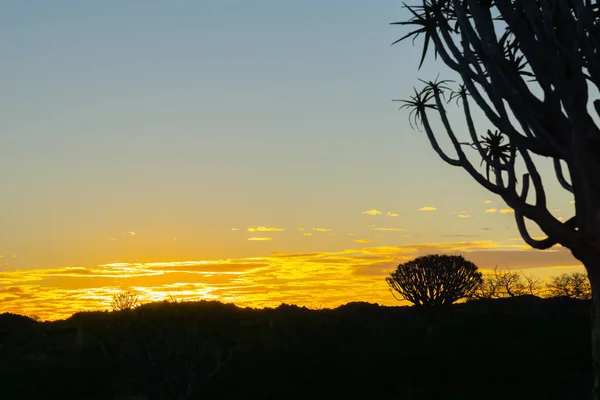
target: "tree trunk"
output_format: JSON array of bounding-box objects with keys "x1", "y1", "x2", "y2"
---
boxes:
[{"x1": 591, "y1": 271, "x2": 600, "y2": 400}]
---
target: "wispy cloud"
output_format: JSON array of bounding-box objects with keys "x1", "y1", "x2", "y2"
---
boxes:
[
  {"x1": 361, "y1": 209, "x2": 382, "y2": 216},
  {"x1": 303, "y1": 233, "x2": 312, "y2": 237},
  {"x1": 248, "y1": 226, "x2": 285, "y2": 232},
  {"x1": 353, "y1": 239, "x2": 372, "y2": 243},
  {"x1": 485, "y1": 208, "x2": 497, "y2": 213},
  {"x1": 440, "y1": 234, "x2": 481, "y2": 238},
  {"x1": 248, "y1": 237, "x2": 272, "y2": 241},
  {"x1": 418, "y1": 206, "x2": 436, "y2": 211},
  {"x1": 231, "y1": 228, "x2": 241, "y2": 231},
  {"x1": 484, "y1": 200, "x2": 492, "y2": 204},
  {"x1": 371, "y1": 228, "x2": 404, "y2": 231},
  {"x1": 569, "y1": 200, "x2": 575, "y2": 204},
  {"x1": 451, "y1": 211, "x2": 470, "y2": 218},
  {"x1": 499, "y1": 209, "x2": 514, "y2": 214},
  {"x1": 386, "y1": 212, "x2": 399, "y2": 217},
  {"x1": 312, "y1": 228, "x2": 332, "y2": 232}
]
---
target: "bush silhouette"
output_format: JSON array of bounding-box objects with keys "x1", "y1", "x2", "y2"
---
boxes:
[
  {"x1": 471, "y1": 266, "x2": 542, "y2": 300},
  {"x1": 386, "y1": 254, "x2": 482, "y2": 309},
  {"x1": 546, "y1": 272, "x2": 591, "y2": 300},
  {"x1": 110, "y1": 291, "x2": 139, "y2": 311}
]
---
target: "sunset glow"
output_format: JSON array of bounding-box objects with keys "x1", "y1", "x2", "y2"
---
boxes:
[{"x1": 0, "y1": 239, "x2": 583, "y2": 320}]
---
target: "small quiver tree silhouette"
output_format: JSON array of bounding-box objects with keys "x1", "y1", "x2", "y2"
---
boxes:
[
  {"x1": 386, "y1": 254, "x2": 482, "y2": 334},
  {"x1": 386, "y1": 254, "x2": 483, "y2": 308},
  {"x1": 547, "y1": 272, "x2": 592, "y2": 301}
]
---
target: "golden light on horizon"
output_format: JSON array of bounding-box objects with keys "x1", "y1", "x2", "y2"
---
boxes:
[{"x1": 0, "y1": 240, "x2": 584, "y2": 321}]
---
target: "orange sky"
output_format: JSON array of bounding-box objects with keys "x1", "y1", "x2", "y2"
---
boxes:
[{"x1": 0, "y1": 238, "x2": 583, "y2": 320}]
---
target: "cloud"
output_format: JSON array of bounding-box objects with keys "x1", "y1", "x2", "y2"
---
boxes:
[
  {"x1": 248, "y1": 226, "x2": 285, "y2": 232},
  {"x1": 303, "y1": 233, "x2": 312, "y2": 237},
  {"x1": 371, "y1": 228, "x2": 404, "y2": 231},
  {"x1": 452, "y1": 211, "x2": 471, "y2": 218},
  {"x1": 485, "y1": 208, "x2": 497, "y2": 213},
  {"x1": 347, "y1": 233, "x2": 356, "y2": 236},
  {"x1": 509, "y1": 236, "x2": 547, "y2": 241},
  {"x1": 231, "y1": 228, "x2": 241, "y2": 231},
  {"x1": 0, "y1": 239, "x2": 583, "y2": 321},
  {"x1": 312, "y1": 228, "x2": 332, "y2": 232},
  {"x1": 386, "y1": 212, "x2": 399, "y2": 217},
  {"x1": 248, "y1": 237, "x2": 272, "y2": 241},
  {"x1": 484, "y1": 200, "x2": 493, "y2": 204},
  {"x1": 418, "y1": 206, "x2": 436, "y2": 211},
  {"x1": 499, "y1": 209, "x2": 514, "y2": 214},
  {"x1": 354, "y1": 239, "x2": 372, "y2": 243},
  {"x1": 361, "y1": 209, "x2": 382, "y2": 216},
  {"x1": 569, "y1": 200, "x2": 575, "y2": 204}
]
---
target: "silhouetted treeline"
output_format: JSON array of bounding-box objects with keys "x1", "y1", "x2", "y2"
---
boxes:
[{"x1": 0, "y1": 296, "x2": 593, "y2": 399}]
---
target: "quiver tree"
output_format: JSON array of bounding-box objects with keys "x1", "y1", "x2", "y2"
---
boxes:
[
  {"x1": 392, "y1": 0, "x2": 600, "y2": 395},
  {"x1": 386, "y1": 254, "x2": 483, "y2": 309}
]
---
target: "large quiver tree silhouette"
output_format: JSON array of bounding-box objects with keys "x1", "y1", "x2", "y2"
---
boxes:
[
  {"x1": 386, "y1": 254, "x2": 482, "y2": 308},
  {"x1": 392, "y1": 0, "x2": 600, "y2": 396}
]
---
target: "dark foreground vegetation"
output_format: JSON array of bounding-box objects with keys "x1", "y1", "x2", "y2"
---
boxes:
[{"x1": 0, "y1": 297, "x2": 592, "y2": 400}]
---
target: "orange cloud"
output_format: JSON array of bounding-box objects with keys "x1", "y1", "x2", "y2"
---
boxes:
[
  {"x1": 248, "y1": 226, "x2": 285, "y2": 232},
  {"x1": 354, "y1": 239, "x2": 372, "y2": 243},
  {"x1": 499, "y1": 209, "x2": 514, "y2": 214},
  {"x1": 371, "y1": 228, "x2": 404, "y2": 231},
  {"x1": 312, "y1": 228, "x2": 331, "y2": 232},
  {"x1": 0, "y1": 239, "x2": 583, "y2": 321},
  {"x1": 386, "y1": 212, "x2": 399, "y2": 217},
  {"x1": 418, "y1": 206, "x2": 436, "y2": 211},
  {"x1": 303, "y1": 233, "x2": 312, "y2": 237},
  {"x1": 248, "y1": 237, "x2": 272, "y2": 241},
  {"x1": 485, "y1": 208, "x2": 497, "y2": 213},
  {"x1": 361, "y1": 209, "x2": 382, "y2": 216}
]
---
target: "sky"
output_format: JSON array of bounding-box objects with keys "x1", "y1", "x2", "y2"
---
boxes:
[{"x1": 0, "y1": 1, "x2": 581, "y2": 320}]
